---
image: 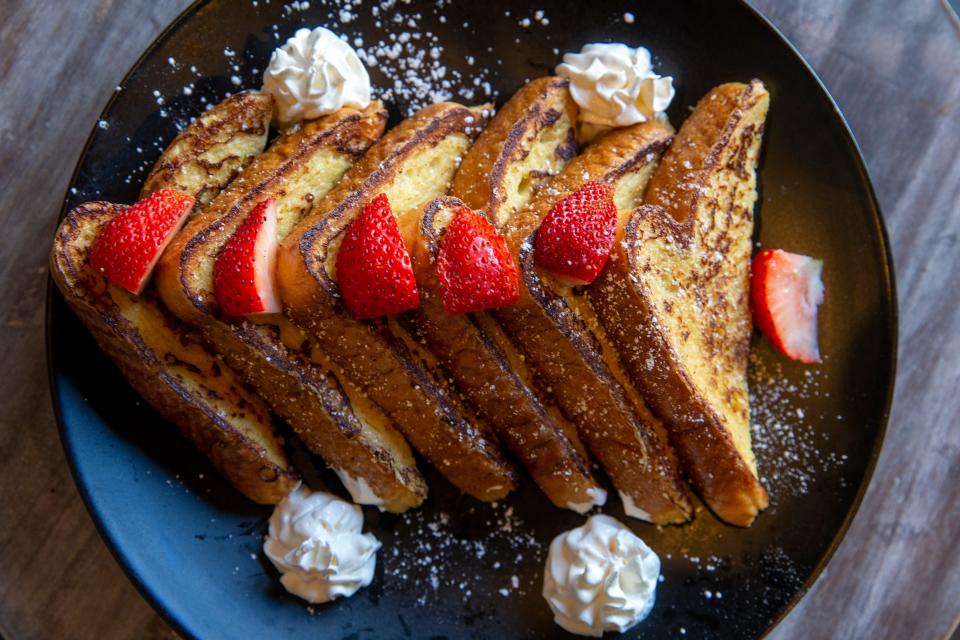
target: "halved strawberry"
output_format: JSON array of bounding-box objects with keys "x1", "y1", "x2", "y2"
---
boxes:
[
  {"x1": 88, "y1": 189, "x2": 195, "y2": 294},
  {"x1": 213, "y1": 199, "x2": 281, "y2": 316},
  {"x1": 751, "y1": 249, "x2": 825, "y2": 364},
  {"x1": 534, "y1": 181, "x2": 617, "y2": 285},
  {"x1": 436, "y1": 207, "x2": 520, "y2": 314},
  {"x1": 336, "y1": 194, "x2": 419, "y2": 319}
]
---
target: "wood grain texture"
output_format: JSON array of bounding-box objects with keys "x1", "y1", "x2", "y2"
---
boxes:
[{"x1": 0, "y1": 0, "x2": 956, "y2": 638}]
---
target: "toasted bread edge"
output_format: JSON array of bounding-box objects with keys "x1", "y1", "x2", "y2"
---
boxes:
[{"x1": 50, "y1": 202, "x2": 299, "y2": 504}]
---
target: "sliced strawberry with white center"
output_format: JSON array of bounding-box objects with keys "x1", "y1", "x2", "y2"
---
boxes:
[
  {"x1": 534, "y1": 180, "x2": 617, "y2": 285},
  {"x1": 88, "y1": 189, "x2": 195, "y2": 294},
  {"x1": 751, "y1": 249, "x2": 825, "y2": 364},
  {"x1": 436, "y1": 206, "x2": 520, "y2": 314},
  {"x1": 335, "y1": 194, "x2": 419, "y2": 320},
  {"x1": 213, "y1": 199, "x2": 281, "y2": 316}
]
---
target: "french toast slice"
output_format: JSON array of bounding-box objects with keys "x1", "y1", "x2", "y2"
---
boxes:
[
  {"x1": 450, "y1": 77, "x2": 578, "y2": 226},
  {"x1": 278, "y1": 102, "x2": 520, "y2": 502},
  {"x1": 494, "y1": 122, "x2": 695, "y2": 525},
  {"x1": 589, "y1": 81, "x2": 770, "y2": 526},
  {"x1": 51, "y1": 202, "x2": 299, "y2": 504},
  {"x1": 412, "y1": 197, "x2": 604, "y2": 512},
  {"x1": 156, "y1": 104, "x2": 429, "y2": 513},
  {"x1": 141, "y1": 91, "x2": 273, "y2": 206},
  {"x1": 407, "y1": 78, "x2": 605, "y2": 512}
]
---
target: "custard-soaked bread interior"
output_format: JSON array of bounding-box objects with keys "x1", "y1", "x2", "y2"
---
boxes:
[
  {"x1": 50, "y1": 202, "x2": 299, "y2": 504},
  {"x1": 141, "y1": 91, "x2": 274, "y2": 206},
  {"x1": 278, "y1": 102, "x2": 520, "y2": 502},
  {"x1": 158, "y1": 103, "x2": 389, "y2": 322},
  {"x1": 451, "y1": 76, "x2": 578, "y2": 226},
  {"x1": 268, "y1": 314, "x2": 427, "y2": 512},
  {"x1": 407, "y1": 78, "x2": 606, "y2": 512},
  {"x1": 589, "y1": 80, "x2": 770, "y2": 526},
  {"x1": 155, "y1": 103, "x2": 430, "y2": 513},
  {"x1": 494, "y1": 122, "x2": 695, "y2": 525}
]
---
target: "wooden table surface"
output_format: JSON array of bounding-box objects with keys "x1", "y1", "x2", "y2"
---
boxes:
[{"x1": 1, "y1": 0, "x2": 957, "y2": 638}]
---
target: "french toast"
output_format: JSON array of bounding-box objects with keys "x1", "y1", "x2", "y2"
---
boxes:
[
  {"x1": 450, "y1": 77, "x2": 577, "y2": 226},
  {"x1": 494, "y1": 122, "x2": 695, "y2": 525},
  {"x1": 278, "y1": 102, "x2": 521, "y2": 502},
  {"x1": 141, "y1": 91, "x2": 274, "y2": 206},
  {"x1": 156, "y1": 104, "x2": 430, "y2": 513},
  {"x1": 407, "y1": 78, "x2": 605, "y2": 512},
  {"x1": 51, "y1": 201, "x2": 299, "y2": 504},
  {"x1": 50, "y1": 93, "x2": 299, "y2": 504},
  {"x1": 588, "y1": 81, "x2": 770, "y2": 526}
]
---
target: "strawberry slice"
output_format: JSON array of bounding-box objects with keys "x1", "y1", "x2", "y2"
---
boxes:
[
  {"x1": 751, "y1": 249, "x2": 825, "y2": 364},
  {"x1": 336, "y1": 194, "x2": 419, "y2": 319},
  {"x1": 213, "y1": 199, "x2": 281, "y2": 316},
  {"x1": 534, "y1": 181, "x2": 617, "y2": 285},
  {"x1": 436, "y1": 207, "x2": 520, "y2": 314},
  {"x1": 88, "y1": 189, "x2": 195, "y2": 294}
]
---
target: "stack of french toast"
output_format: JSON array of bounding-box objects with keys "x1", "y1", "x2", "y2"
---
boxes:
[{"x1": 51, "y1": 75, "x2": 771, "y2": 526}]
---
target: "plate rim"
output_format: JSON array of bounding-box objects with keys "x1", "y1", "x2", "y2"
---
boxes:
[
  {"x1": 732, "y1": 1, "x2": 898, "y2": 633},
  {"x1": 44, "y1": 0, "x2": 899, "y2": 638}
]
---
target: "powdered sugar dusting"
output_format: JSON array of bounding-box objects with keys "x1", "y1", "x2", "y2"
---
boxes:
[
  {"x1": 750, "y1": 350, "x2": 847, "y2": 507},
  {"x1": 381, "y1": 501, "x2": 543, "y2": 608},
  {"x1": 348, "y1": 0, "x2": 500, "y2": 112},
  {"x1": 254, "y1": 0, "x2": 502, "y2": 113}
]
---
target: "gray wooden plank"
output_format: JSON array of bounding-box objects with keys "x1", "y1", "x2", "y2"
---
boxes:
[
  {"x1": 0, "y1": 1, "x2": 189, "y2": 638},
  {"x1": 0, "y1": 0, "x2": 956, "y2": 638},
  {"x1": 757, "y1": 1, "x2": 960, "y2": 638}
]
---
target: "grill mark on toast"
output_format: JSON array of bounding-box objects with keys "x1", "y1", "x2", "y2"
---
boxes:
[{"x1": 487, "y1": 104, "x2": 558, "y2": 216}]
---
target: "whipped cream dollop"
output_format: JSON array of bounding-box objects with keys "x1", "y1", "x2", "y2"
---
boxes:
[
  {"x1": 262, "y1": 27, "x2": 371, "y2": 126},
  {"x1": 334, "y1": 468, "x2": 385, "y2": 509},
  {"x1": 556, "y1": 43, "x2": 675, "y2": 129},
  {"x1": 264, "y1": 484, "x2": 381, "y2": 604},
  {"x1": 543, "y1": 514, "x2": 660, "y2": 637},
  {"x1": 566, "y1": 486, "x2": 609, "y2": 515}
]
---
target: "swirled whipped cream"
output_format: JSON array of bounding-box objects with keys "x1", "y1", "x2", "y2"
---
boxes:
[
  {"x1": 556, "y1": 43, "x2": 675, "y2": 129},
  {"x1": 262, "y1": 27, "x2": 371, "y2": 125},
  {"x1": 543, "y1": 514, "x2": 660, "y2": 637},
  {"x1": 264, "y1": 484, "x2": 381, "y2": 604}
]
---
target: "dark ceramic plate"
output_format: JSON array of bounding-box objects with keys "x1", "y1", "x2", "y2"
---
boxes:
[{"x1": 46, "y1": 0, "x2": 896, "y2": 638}]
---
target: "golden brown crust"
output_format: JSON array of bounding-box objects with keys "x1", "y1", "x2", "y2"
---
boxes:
[
  {"x1": 141, "y1": 91, "x2": 274, "y2": 206},
  {"x1": 198, "y1": 317, "x2": 427, "y2": 512},
  {"x1": 50, "y1": 202, "x2": 298, "y2": 504},
  {"x1": 411, "y1": 197, "x2": 603, "y2": 511},
  {"x1": 278, "y1": 102, "x2": 520, "y2": 502},
  {"x1": 495, "y1": 122, "x2": 695, "y2": 525},
  {"x1": 645, "y1": 83, "x2": 757, "y2": 221},
  {"x1": 157, "y1": 104, "x2": 389, "y2": 322},
  {"x1": 155, "y1": 104, "x2": 429, "y2": 512},
  {"x1": 451, "y1": 77, "x2": 578, "y2": 226},
  {"x1": 403, "y1": 79, "x2": 602, "y2": 511},
  {"x1": 589, "y1": 81, "x2": 770, "y2": 526}
]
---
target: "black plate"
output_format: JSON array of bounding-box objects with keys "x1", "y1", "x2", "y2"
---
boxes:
[{"x1": 47, "y1": 1, "x2": 896, "y2": 638}]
